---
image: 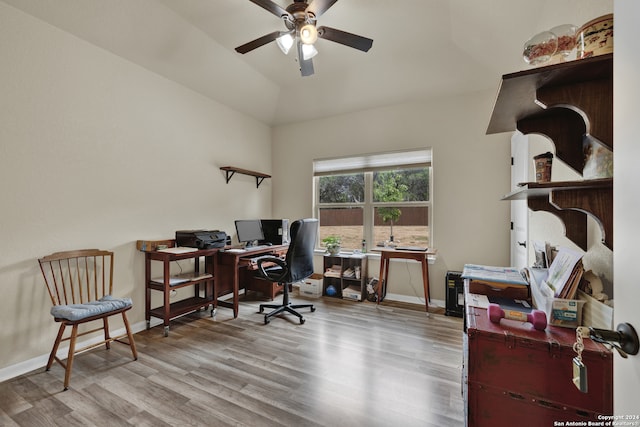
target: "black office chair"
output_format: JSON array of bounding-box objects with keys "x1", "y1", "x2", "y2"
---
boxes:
[{"x1": 255, "y1": 218, "x2": 318, "y2": 324}]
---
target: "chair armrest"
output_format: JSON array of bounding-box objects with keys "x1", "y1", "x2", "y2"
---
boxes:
[{"x1": 257, "y1": 257, "x2": 288, "y2": 282}]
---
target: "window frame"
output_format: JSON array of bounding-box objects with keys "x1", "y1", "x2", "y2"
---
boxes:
[{"x1": 313, "y1": 149, "x2": 432, "y2": 252}]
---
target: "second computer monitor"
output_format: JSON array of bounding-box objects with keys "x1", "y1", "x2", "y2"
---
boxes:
[{"x1": 260, "y1": 219, "x2": 289, "y2": 245}]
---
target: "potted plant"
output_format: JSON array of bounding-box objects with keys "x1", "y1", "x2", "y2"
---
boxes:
[{"x1": 322, "y1": 235, "x2": 341, "y2": 255}]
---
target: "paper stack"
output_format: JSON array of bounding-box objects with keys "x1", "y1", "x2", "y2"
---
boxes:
[
  {"x1": 324, "y1": 264, "x2": 342, "y2": 278},
  {"x1": 462, "y1": 264, "x2": 529, "y2": 287},
  {"x1": 462, "y1": 264, "x2": 530, "y2": 300}
]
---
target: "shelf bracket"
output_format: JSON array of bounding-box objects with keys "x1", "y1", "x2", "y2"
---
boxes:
[
  {"x1": 536, "y1": 78, "x2": 613, "y2": 149},
  {"x1": 223, "y1": 169, "x2": 236, "y2": 184},
  {"x1": 528, "y1": 196, "x2": 588, "y2": 251},
  {"x1": 550, "y1": 186, "x2": 613, "y2": 250},
  {"x1": 517, "y1": 108, "x2": 587, "y2": 175}
]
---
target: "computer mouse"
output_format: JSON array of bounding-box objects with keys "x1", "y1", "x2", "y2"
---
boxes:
[{"x1": 265, "y1": 242, "x2": 273, "y2": 246}]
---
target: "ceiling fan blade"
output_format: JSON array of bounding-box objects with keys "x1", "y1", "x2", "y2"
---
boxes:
[
  {"x1": 306, "y1": 0, "x2": 339, "y2": 18},
  {"x1": 317, "y1": 26, "x2": 373, "y2": 52},
  {"x1": 248, "y1": 0, "x2": 291, "y2": 19},
  {"x1": 297, "y1": 42, "x2": 315, "y2": 77},
  {"x1": 235, "y1": 31, "x2": 285, "y2": 54}
]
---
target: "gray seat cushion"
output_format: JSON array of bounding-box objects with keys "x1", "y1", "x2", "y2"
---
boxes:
[{"x1": 51, "y1": 295, "x2": 132, "y2": 321}]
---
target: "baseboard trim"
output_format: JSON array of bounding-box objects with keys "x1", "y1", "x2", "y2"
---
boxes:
[
  {"x1": 0, "y1": 320, "x2": 149, "y2": 383},
  {"x1": 384, "y1": 293, "x2": 445, "y2": 308}
]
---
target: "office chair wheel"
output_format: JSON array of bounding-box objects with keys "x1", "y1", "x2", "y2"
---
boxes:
[
  {"x1": 300, "y1": 317, "x2": 305, "y2": 325},
  {"x1": 311, "y1": 307, "x2": 316, "y2": 312},
  {"x1": 264, "y1": 315, "x2": 270, "y2": 324},
  {"x1": 259, "y1": 307, "x2": 264, "y2": 313}
]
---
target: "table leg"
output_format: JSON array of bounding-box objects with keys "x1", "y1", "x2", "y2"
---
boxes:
[
  {"x1": 376, "y1": 253, "x2": 389, "y2": 303},
  {"x1": 421, "y1": 258, "x2": 429, "y2": 311},
  {"x1": 232, "y1": 259, "x2": 239, "y2": 318},
  {"x1": 145, "y1": 256, "x2": 151, "y2": 329},
  {"x1": 163, "y1": 260, "x2": 171, "y2": 333}
]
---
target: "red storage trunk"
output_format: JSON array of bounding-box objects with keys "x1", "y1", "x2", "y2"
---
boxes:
[{"x1": 464, "y1": 304, "x2": 613, "y2": 426}]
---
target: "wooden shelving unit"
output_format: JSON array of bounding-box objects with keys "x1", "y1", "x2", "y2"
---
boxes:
[
  {"x1": 144, "y1": 248, "x2": 218, "y2": 336},
  {"x1": 220, "y1": 166, "x2": 271, "y2": 188},
  {"x1": 322, "y1": 254, "x2": 367, "y2": 300},
  {"x1": 487, "y1": 54, "x2": 613, "y2": 250}
]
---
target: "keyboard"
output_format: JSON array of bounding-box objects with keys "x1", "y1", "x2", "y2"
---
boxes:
[{"x1": 245, "y1": 245, "x2": 272, "y2": 251}]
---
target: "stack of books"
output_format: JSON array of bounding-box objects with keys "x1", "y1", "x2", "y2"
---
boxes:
[{"x1": 545, "y1": 247, "x2": 584, "y2": 300}]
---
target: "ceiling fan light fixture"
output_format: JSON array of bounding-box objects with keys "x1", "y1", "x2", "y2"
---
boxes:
[
  {"x1": 276, "y1": 33, "x2": 294, "y2": 54},
  {"x1": 301, "y1": 43, "x2": 318, "y2": 60},
  {"x1": 236, "y1": 0, "x2": 373, "y2": 77},
  {"x1": 299, "y1": 24, "x2": 318, "y2": 45}
]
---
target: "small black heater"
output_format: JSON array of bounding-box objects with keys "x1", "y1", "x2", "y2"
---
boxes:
[{"x1": 445, "y1": 271, "x2": 464, "y2": 318}]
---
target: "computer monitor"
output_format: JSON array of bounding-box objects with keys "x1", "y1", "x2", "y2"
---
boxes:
[
  {"x1": 234, "y1": 219, "x2": 265, "y2": 247},
  {"x1": 260, "y1": 219, "x2": 290, "y2": 245}
]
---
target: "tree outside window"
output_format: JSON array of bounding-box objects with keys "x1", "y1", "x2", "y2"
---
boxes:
[{"x1": 373, "y1": 171, "x2": 408, "y2": 243}]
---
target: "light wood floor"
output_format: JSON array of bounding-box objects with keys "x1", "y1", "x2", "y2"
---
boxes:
[{"x1": 0, "y1": 296, "x2": 465, "y2": 427}]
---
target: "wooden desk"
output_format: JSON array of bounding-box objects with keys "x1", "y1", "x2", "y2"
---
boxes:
[
  {"x1": 372, "y1": 247, "x2": 435, "y2": 311},
  {"x1": 144, "y1": 248, "x2": 218, "y2": 336},
  {"x1": 216, "y1": 244, "x2": 289, "y2": 317}
]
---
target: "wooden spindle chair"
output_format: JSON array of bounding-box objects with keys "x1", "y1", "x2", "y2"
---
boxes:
[{"x1": 38, "y1": 249, "x2": 137, "y2": 390}]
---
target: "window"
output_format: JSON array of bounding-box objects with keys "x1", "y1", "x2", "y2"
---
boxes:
[{"x1": 313, "y1": 149, "x2": 431, "y2": 251}]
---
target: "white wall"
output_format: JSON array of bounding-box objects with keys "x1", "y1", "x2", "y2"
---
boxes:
[
  {"x1": 0, "y1": 4, "x2": 272, "y2": 373},
  {"x1": 272, "y1": 93, "x2": 512, "y2": 304}
]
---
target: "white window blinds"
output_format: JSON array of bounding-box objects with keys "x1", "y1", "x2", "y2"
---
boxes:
[{"x1": 313, "y1": 149, "x2": 431, "y2": 176}]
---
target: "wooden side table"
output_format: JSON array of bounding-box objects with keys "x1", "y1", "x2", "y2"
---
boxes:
[{"x1": 372, "y1": 247, "x2": 435, "y2": 311}]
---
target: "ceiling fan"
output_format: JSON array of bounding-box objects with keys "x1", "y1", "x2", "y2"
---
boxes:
[{"x1": 235, "y1": 0, "x2": 373, "y2": 77}]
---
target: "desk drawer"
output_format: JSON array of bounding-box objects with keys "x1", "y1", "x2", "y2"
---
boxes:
[{"x1": 240, "y1": 270, "x2": 283, "y2": 300}]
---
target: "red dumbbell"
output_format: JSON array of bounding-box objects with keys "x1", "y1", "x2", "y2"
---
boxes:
[{"x1": 487, "y1": 303, "x2": 547, "y2": 331}]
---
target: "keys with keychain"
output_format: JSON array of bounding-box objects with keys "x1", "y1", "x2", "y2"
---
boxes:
[
  {"x1": 572, "y1": 357, "x2": 587, "y2": 393},
  {"x1": 572, "y1": 326, "x2": 589, "y2": 393}
]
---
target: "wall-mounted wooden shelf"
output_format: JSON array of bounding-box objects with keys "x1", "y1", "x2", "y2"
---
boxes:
[
  {"x1": 220, "y1": 166, "x2": 271, "y2": 188},
  {"x1": 501, "y1": 178, "x2": 612, "y2": 201},
  {"x1": 487, "y1": 53, "x2": 612, "y2": 148},
  {"x1": 487, "y1": 54, "x2": 613, "y2": 250},
  {"x1": 502, "y1": 178, "x2": 612, "y2": 250}
]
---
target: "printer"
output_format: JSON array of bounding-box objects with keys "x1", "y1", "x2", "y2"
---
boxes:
[{"x1": 175, "y1": 230, "x2": 227, "y2": 249}]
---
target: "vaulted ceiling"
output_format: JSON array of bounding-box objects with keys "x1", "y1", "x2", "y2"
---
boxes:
[{"x1": 3, "y1": 0, "x2": 612, "y2": 126}]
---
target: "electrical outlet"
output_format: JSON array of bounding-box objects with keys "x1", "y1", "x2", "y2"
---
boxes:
[{"x1": 170, "y1": 290, "x2": 177, "y2": 298}]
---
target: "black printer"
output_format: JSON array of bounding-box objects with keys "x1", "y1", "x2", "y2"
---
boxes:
[{"x1": 175, "y1": 230, "x2": 227, "y2": 249}]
